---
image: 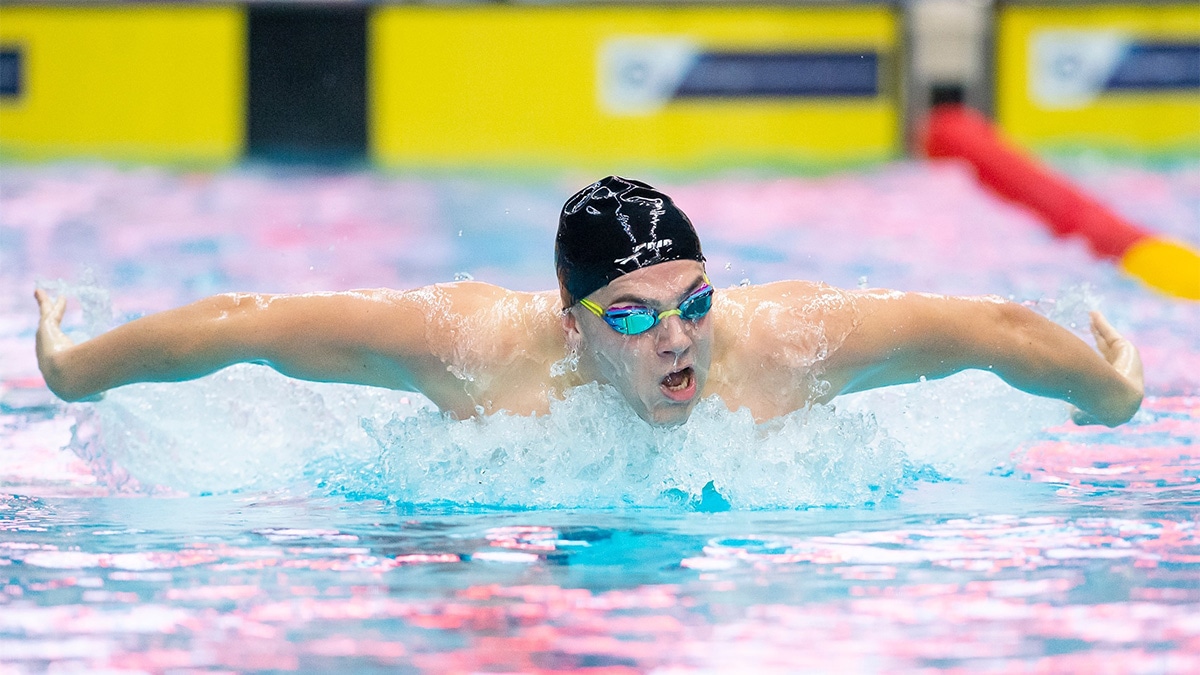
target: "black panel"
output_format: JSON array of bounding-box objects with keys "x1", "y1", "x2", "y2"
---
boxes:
[
  {"x1": 930, "y1": 83, "x2": 965, "y2": 106},
  {"x1": 248, "y1": 6, "x2": 367, "y2": 162}
]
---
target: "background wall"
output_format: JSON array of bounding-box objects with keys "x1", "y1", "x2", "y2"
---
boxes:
[{"x1": 0, "y1": 1, "x2": 1196, "y2": 167}]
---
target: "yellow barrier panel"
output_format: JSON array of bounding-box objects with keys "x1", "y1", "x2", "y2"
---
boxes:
[
  {"x1": 370, "y1": 6, "x2": 899, "y2": 169},
  {"x1": 1120, "y1": 237, "x2": 1200, "y2": 300},
  {"x1": 996, "y1": 3, "x2": 1200, "y2": 154},
  {"x1": 0, "y1": 5, "x2": 245, "y2": 163}
]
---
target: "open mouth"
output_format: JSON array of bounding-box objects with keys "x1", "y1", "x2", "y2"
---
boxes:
[{"x1": 660, "y1": 367, "x2": 697, "y2": 402}]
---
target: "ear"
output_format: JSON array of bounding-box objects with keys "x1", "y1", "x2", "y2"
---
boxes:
[{"x1": 561, "y1": 308, "x2": 583, "y2": 350}]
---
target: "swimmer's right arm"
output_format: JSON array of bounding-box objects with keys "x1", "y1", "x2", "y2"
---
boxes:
[{"x1": 34, "y1": 288, "x2": 441, "y2": 402}]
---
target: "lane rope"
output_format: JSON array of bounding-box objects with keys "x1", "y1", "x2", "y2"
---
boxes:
[{"x1": 923, "y1": 104, "x2": 1199, "y2": 300}]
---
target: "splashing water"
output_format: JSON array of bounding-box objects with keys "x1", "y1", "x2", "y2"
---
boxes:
[
  {"x1": 67, "y1": 367, "x2": 916, "y2": 508},
  {"x1": 47, "y1": 266, "x2": 1074, "y2": 507},
  {"x1": 63, "y1": 351, "x2": 1065, "y2": 509}
]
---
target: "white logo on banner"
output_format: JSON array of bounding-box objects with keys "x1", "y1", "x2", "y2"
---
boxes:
[
  {"x1": 1031, "y1": 31, "x2": 1131, "y2": 109},
  {"x1": 599, "y1": 38, "x2": 699, "y2": 116}
]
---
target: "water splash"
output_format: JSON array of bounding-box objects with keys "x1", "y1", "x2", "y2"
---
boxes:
[
  {"x1": 67, "y1": 367, "x2": 406, "y2": 496},
  {"x1": 35, "y1": 273, "x2": 114, "y2": 339},
  {"x1": 64, "y1": 370, "x2": 924, "y2": 508},
  {"x1": 353, "y1": 383, "x2": 911, "y2": 509}
]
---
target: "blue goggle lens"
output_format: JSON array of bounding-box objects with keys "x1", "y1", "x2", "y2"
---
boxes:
[{"x1": 602, "y1": 284, "x2": 713, "y2": 335}]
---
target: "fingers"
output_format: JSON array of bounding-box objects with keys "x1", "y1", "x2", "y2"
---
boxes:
[
  {"x1": 53, "y1": 296, "x2": 66, "y2": 324},
  {"x1": 1088, "y1": 311, "x2": 1127, "y2": 362},
  {"x1": 1089, "y1": 311, "x2": 1119, "y2": 344},
  {"x1": 34, "y1": 289, "x2": 67, "y2": 325}
]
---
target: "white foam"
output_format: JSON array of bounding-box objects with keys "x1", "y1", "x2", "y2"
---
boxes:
[
  {"x1": 59, "y1": 346, "x2": 1074, "y2": 507},
  {"x1": 64, "y1": 365, "x2": 934, "y2": 509},
  {"x1": 351, "y1": 383, "x2": 910, "y2": 509}
]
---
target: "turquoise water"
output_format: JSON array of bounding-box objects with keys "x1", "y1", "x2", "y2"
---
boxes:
[{"x1": 1, "y1": 163, "x2": 1198, "y2": 671}]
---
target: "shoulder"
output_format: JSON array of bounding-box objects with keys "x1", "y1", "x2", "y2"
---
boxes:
[
  {"x1": 371, "y1": 282, "x2": 567, "y2": 414},
  {"x1": 386, "y1": 281, "x2": 561, "y2": 330},
  {"x1": 389, "y1": 281, "x2": 565, "y2": 370},
  {"x1": 716, "y1": 280, "x2": 854, "y2": 314},
  {"x1": 708, "y1": 280, "x2": 859, "y2": 375},
  {"x1": 712, "y1": 280, "x2": 858, "y2": 340}
]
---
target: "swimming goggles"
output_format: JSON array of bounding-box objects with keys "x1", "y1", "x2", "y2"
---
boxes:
[{"x1": 579, "y1": 279, "x2": 714, "y2": 335}]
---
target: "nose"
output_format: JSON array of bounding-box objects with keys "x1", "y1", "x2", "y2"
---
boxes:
[{"x1": 656, "y1": 314, "x2": 692, "y2": 358}]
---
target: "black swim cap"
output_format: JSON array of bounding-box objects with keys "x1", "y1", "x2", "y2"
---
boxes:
[{"x1": 556, "y1": 176, "x2": 705, "y2": 307}]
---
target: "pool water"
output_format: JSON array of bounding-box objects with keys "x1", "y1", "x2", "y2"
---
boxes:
[{"x1": 1, "y1": 162, "x2": 1198, "y2": 671}]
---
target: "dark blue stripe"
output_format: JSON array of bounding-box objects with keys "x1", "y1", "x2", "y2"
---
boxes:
[
  {"x1": 1105, "y1": 43, "x2": 1200, "y2": 92},
  {"x1": 0, "y1": 49, "x2": 21, "y2": 98},
  {"x1": 675, "y1": 51, "x2": 879, "y2": 99}
]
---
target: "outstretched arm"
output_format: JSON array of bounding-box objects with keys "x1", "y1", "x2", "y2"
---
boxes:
[
  {"x1": 821, "y1": 291, "x2": 1143, "y2": 427},
  {"x1": 34, "y1": 287, "x2": 441, "y2": 402}
]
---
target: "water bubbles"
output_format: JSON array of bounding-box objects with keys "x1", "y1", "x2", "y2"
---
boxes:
[
  {"x1": 453, "y1": 272, "x2": 474, "y2": 281},
  {"x1": 858, "y1": 276, "x2": 869, "y2": 290},
  {"x1": 457, "y1": 230, "x2": 463, "y2": 237},
  {"x1": 549, "y1": 349, "x2": 580, "y2": 377},
  {"x1": 739, "y1": 278, "x2": 750, "y2": 287},
  {"x1": 725, "y1": 262, "x2": 732, "y2": 271}
]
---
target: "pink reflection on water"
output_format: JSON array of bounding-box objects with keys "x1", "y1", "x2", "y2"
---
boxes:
[{"x1": 1019, "y1": 397, "x2": 1200, "y2": 498}]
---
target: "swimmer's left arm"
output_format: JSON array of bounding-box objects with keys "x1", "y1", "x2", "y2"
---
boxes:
[{"x1": 820, "y1": 292, "x2": 1143, "y2": 427}]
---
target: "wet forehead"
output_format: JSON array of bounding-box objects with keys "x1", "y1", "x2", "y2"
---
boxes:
[{"x1": 593, "y1": 260, "x2": 706, "y2": 306}]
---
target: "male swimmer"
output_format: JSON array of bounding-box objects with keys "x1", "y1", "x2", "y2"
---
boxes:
[{"x1": 35, "y1": 176, "x2": 1144, "y2": 427}]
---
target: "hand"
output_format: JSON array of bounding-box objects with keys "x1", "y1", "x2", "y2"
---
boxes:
[
  {"x1": 1070, "y1": 311, "x2": 1143, "y2": 425},
  {"x1": 34, "y1": 289, "x2": 102, "y2": 402},
  {"x1": 1088, "y1": 310, "x2": 1144, "y2": 389},
  {"x1": 35, "y1": 288, "x2": 74, "y2": 356}
]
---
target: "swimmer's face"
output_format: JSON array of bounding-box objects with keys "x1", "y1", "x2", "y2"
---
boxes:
[{"x1": 565, "y1": 259, "x2": 713, "y2": 426}]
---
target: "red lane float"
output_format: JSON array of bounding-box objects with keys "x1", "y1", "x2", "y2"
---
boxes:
[{"x1": 923, "y1": 104, "x2": 1200, "y2": 300}]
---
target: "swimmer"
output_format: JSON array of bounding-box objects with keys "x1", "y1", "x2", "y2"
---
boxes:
[{"x1": 34, "y1": 176, "x2": 1144, "y2": 427}]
